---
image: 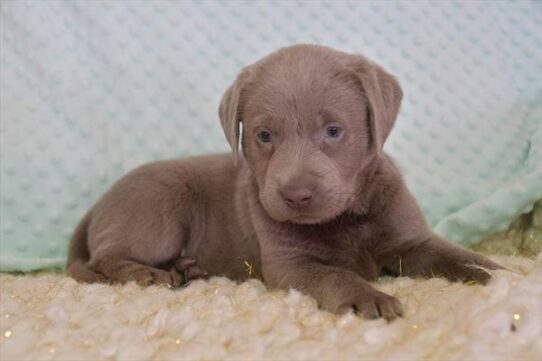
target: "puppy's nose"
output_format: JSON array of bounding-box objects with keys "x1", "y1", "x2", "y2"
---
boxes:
[{"x1": 281, "y1": 187, "x2": 313, "y2": 209}]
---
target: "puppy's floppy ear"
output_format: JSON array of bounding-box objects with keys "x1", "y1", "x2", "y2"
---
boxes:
[
  {"x1": 219, "y1": 66, "x2": 252, "y2": 165},
  {"x1": 347, "y1": 55, "x2": 403, "y2": 154}
]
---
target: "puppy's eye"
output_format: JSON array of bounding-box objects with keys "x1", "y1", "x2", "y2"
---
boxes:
[
  {"x1": 326, "y1": 126, "x2": 342, "y2": 138},
  {"x1": 257, "y1": 130, "x2": 272, "y2": 143}
]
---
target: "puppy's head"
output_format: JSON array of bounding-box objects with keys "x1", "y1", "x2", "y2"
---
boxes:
[{"x1": 219, "y1": 44, "x2": 402, "y2": 224}]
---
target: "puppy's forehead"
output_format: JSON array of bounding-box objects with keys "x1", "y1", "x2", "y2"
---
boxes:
[
  {"x1": 253, "y1": 48, "x2": 344, "y2": 91},
  {"x1": 245, "y1": 52, "x2": 365, "y2": 129}
]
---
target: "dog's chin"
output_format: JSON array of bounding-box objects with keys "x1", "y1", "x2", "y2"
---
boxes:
[
  {"x1": 287, "y1": 213, "x2": 338, "y2": 225},
  {"x1": 264, "y1": 206, "x2": 344, "y2": 225},
  {"x1": 288, "y1": 214, "x2": 333, "y2": 225}
]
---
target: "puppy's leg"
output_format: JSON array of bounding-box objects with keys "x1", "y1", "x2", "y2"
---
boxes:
[
  {"x1": 263, "y1": 250, "x2": 403, "y2": 320},
  {"x1": 378, "y1": 184, "x2": 503, "y2": 284},
  {"x1": 382, "y1": 234, "x2": 503, "y2": 284},
  {"x1": 81, "y1": 161, "x2": 204, "y2": 287},
  {"x1": 67, "y1": 260, "x2": 109, "y2": 284},
  {"x1": 88, "y1": 256, "x2": 184, "y2": 287}
]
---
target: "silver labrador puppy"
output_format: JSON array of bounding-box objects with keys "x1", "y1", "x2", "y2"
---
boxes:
[{"x1": 68, "y1": 44, "x2": 502, "y2": 320}]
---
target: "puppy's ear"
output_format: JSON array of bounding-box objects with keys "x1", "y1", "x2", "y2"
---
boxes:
[
  {"x1": 219, "y1": 67, "x2": 252, "y2": 165},
  {"x1": 347, "y1": 56, "x2": 403, "y2": 154}
]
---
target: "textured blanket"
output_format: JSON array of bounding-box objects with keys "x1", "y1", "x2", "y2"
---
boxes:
[{"x1": 1, "y1": 254, "x2": 541, "y2": 361}]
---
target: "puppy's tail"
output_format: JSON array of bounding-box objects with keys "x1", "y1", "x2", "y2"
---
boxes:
[{"x1": 66, "y1": 211, "x2": 107, "y2": 283}]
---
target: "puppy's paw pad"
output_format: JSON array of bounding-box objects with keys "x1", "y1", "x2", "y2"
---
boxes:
[
  {"x1": 132, "y1": 268, "x2": 178, "y2": 288},
  {"x1": 167, "y1": 267, "x2": 184, "y2": 288},
  {"x1": 132, "y1": 270, "x2": 155, "y2": 287},
  {"x1": 174, "y1": 257, "x2": 208, "y2": 284}
]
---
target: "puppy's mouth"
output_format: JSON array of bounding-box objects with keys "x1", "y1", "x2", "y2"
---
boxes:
[
  {"x1": 259, "y1": 189, "x2": 352, "y2": 225},
  {"x1": 273, "y1": 201, "x2": 346, "y2": 224},
  {"x1": 262, "y1": 205, "x2": 336, "y2": 225}
]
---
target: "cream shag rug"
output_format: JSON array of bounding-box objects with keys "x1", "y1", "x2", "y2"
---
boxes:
[{"x1": 1, "y1": 254, "x2": 541, "y2": 361}]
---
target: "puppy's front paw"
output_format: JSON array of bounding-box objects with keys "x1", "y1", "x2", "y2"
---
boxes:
[
  {"x1": 437, "y1": 256, "x2": 502, "y2": 285},
  {"x1": 336, "y1": 290, "x2": 403, "y2": 321},
  {"x1": 443, "y1": 263, "x2": 494, "y2": 285}
]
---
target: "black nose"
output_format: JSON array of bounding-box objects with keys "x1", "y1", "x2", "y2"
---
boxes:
[{"x1": 281, "y1": 187, "x2": 313, "y2": 209}]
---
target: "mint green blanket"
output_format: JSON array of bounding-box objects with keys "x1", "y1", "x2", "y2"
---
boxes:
[{"x1": 1, "y1": 1, "x2": 540, "y2": 271}]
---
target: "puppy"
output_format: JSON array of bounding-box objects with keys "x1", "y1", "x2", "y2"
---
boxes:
[{"x1": 67, "y1": 44, "x2": 502, "y2": 320}]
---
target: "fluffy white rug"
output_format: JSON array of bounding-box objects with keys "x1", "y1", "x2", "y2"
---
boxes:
[{"x1": 1, "y1": 254, "x2": 541, "y2": 361}]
